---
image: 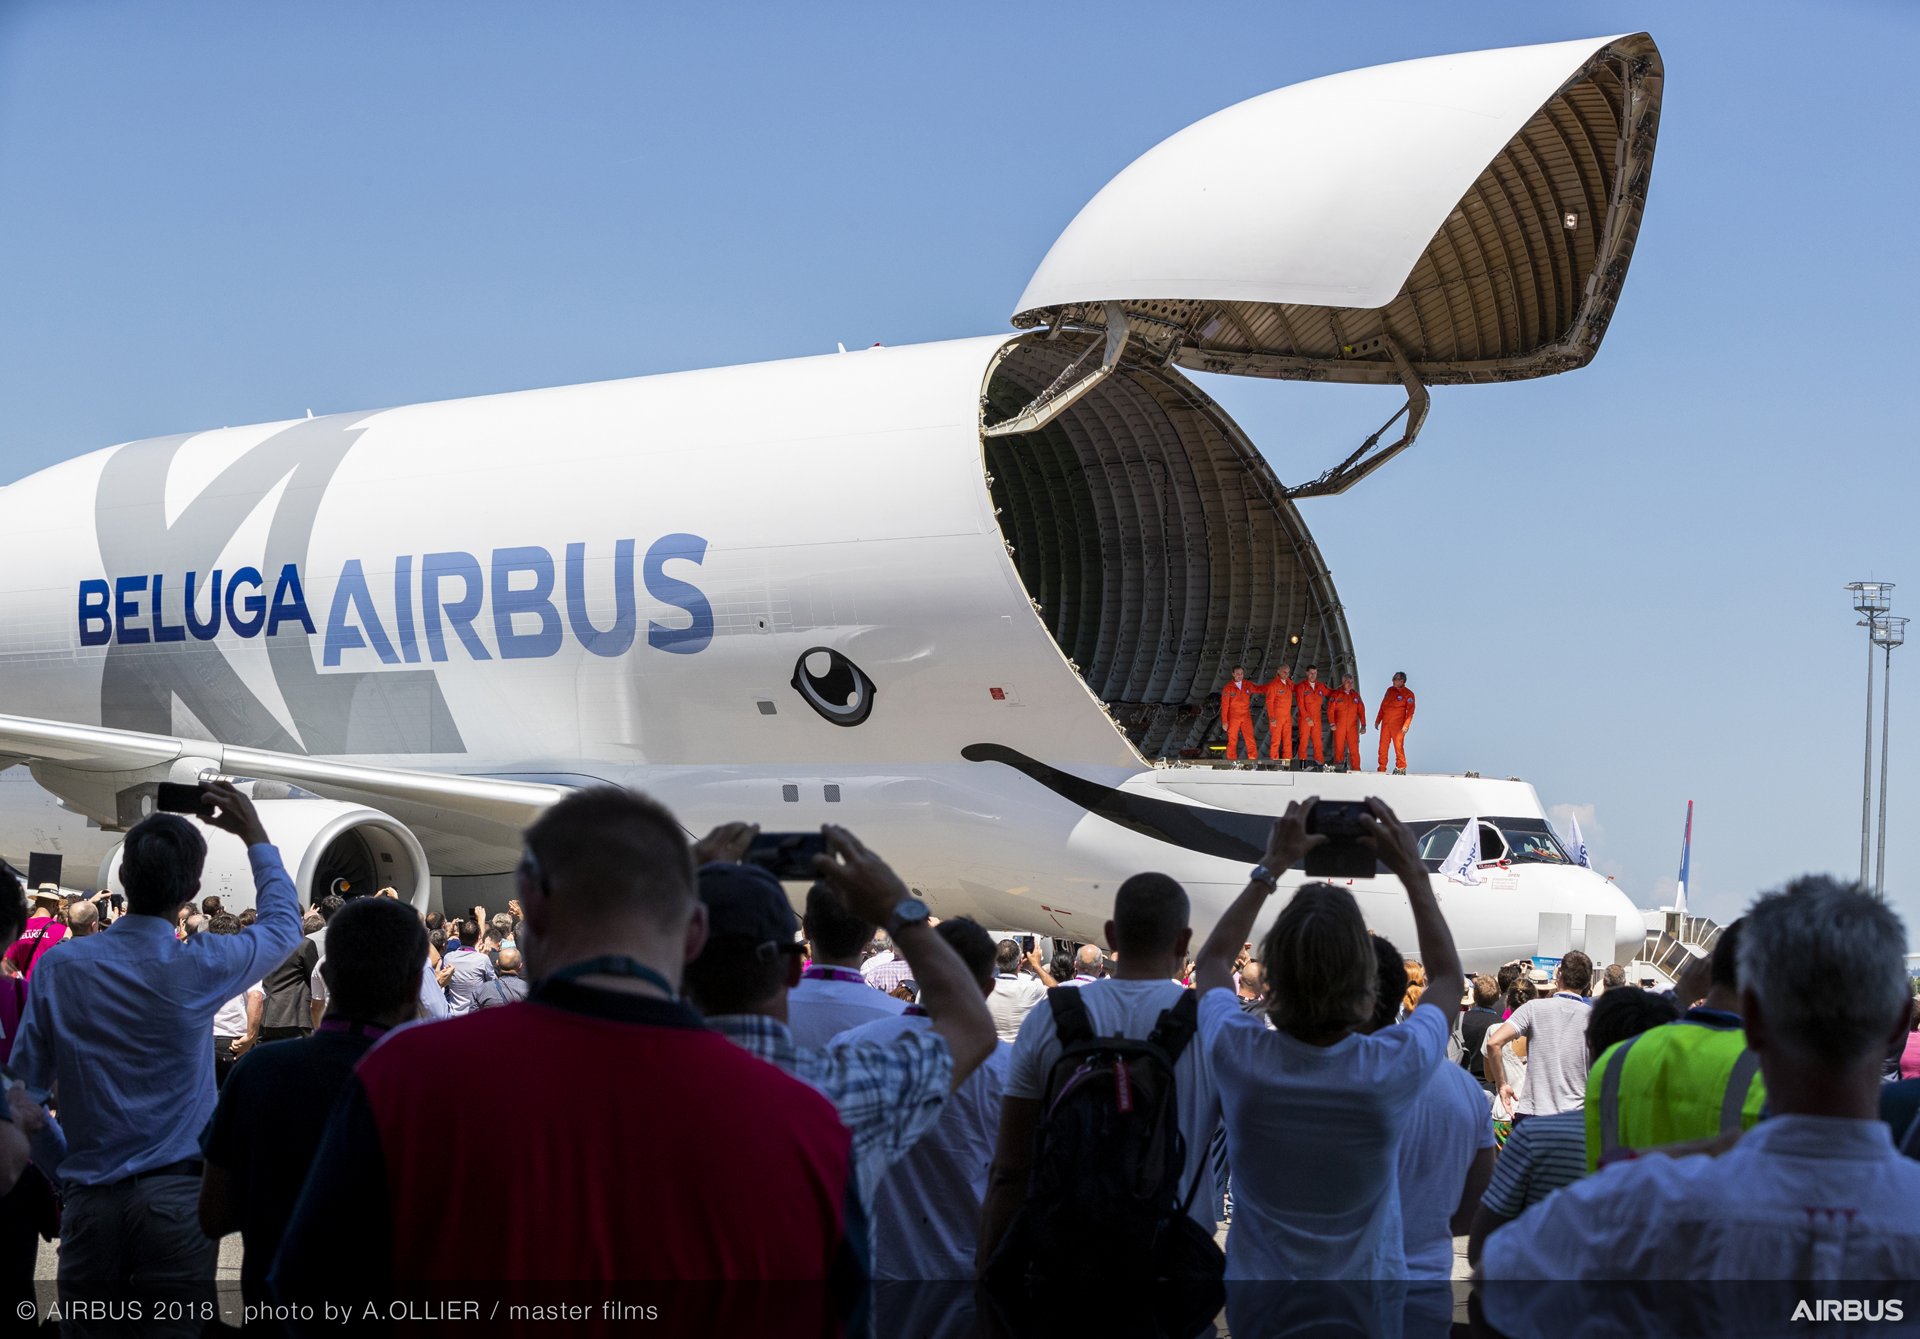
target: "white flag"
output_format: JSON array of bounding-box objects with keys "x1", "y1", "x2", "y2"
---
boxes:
[
  {"x1": 1563, "y1": 812, "x2": 1591, "y2": 868},
  {"x1": 1441, "y1": 817, "x2": 1485, "y2": 885}
]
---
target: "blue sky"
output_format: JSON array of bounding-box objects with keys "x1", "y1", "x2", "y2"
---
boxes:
[{"x1": 2, "y1": 2, "x2": 1916, "y2": 938}]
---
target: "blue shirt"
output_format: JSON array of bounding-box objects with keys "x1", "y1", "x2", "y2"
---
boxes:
[
  {"x1": 10, "y1": 844, "x2": 303, "y2": 1184},
  {"x1": 418, "y1": 962, "x2": 450, "y2": 1019}
]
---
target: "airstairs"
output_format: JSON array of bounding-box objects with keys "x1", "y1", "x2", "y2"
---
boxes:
[{"x1": 1636, "y1": 909, "x2": 1722, "y2": 986}]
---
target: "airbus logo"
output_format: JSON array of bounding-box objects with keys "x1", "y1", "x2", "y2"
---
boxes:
[
  {"x1": 1790, "y1": 1299, "x2": 1903, "y2": 1322},
  {"x1": 78, "y1": 535, "x2": 714, "y2": 664}
]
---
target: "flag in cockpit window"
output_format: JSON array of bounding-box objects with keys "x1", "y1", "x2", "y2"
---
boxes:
[
  {"x1": 1441, "y1": 818, "x2": 1484, "y2": 886},
  {"x1": 1561, "y1": 812, "x2": 1591, "y2": 868}
]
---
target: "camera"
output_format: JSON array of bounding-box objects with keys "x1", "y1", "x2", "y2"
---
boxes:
[
  {"x1": 1303, "y1": 800, "x2": 1377, "y2": 879},
  {"x1": 745, "y1": 831, "x2": 830, "y2": 882},
  {"x1": 154, "y1": 781, "x2": 205, "y2": 814}
]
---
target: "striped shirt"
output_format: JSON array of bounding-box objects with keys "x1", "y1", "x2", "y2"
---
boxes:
[
  {"x1": 708, "y1": 1012, "x2": 951, "y2": 1209},
  {"x1": 1481, "y1": 1108, "x2": 1587, "y2": 1217}
]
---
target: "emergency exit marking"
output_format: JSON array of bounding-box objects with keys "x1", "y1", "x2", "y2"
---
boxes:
[{"x1": 989, "y1": 687, "x2": 1006, "y2": 701}]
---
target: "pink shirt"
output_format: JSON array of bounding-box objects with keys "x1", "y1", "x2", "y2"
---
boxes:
[
  {"x1": 5, "y1": 915, "x2": 68, "y2": 979},
  {"x1": 1901, "y1": 1028, "x2": 1920, "y2": 1081}
]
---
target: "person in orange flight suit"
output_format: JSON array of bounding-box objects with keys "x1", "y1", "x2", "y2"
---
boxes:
[
  {"x1": 1293, "y1": 666, "x2": 1330, "y2": 765},
  {"x1": 1259, "y1": 665, "x2": 1295, "y2": 762},
  {"x1": 1376, "y1": 671, "x2": 1416, "y2": 773},
  {"x1": 1327, "y1": 673, "x2": 1366, "y2": 770},
  {"x1": 1220, "y1": 665, "x2": 1259, "y2": 761}
]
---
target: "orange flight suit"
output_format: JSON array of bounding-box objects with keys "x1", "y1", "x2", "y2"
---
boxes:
[
  {"x1": 1376, "y1": 684, "x2": 1416, "y2": 772},
  {"x1": 1259, "y1": 675, "x2": 1294, "y2": 760},
  {"x1": 1328, "y1": 686, "x2": 1364, "y2": 768},
  {"x1": 1293, "y1": 678, "x2": 1330, "y2": 763},
  {"x1": 1221, "y1": 679, "x2": 1258, "y2": 760}
]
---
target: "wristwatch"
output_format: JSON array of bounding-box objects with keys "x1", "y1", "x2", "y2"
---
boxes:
[
  {"x1": 886, "y1": 897, "x2": 932, "y2": 935},
  {"x1": 1249, "y1": 864, "x2": 1279, "y2": 889}
]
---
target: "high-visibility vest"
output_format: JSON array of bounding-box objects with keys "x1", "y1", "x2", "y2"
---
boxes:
[{"x1": 1585, "y1": 1019, "x2": 1766, "y2": 1171}]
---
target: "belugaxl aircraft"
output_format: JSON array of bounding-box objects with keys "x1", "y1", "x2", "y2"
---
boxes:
[{"x1": 0, "y1": 33, "x2": 1663, "y2": 971}]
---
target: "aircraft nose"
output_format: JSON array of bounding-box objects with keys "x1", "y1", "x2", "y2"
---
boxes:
[{"x1": 1604, "y1": 883, "x2": 1648, "y2": 966}]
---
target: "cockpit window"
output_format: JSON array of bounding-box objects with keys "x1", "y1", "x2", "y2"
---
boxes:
[
  {"x1": 1416, "y1": 824, "x2": 1465, "y2": 863},
  {"x1": 1413, "y1": 821, "x2": 1507, "y2": 867},
  {"x1": 1494, "y1": 819, "x2": 1574, "y2": 865},
  {"x1": 1410, "y1": 818, "x2": 1571, "y2": 871}
]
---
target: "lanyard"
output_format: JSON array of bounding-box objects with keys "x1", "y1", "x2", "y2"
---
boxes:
[
  {"x1": 544, "y1": 956, "x2": 677, "y2": 998},
  {"x1": 802, "y1": 965, "x2": 866, "y2": 986}
]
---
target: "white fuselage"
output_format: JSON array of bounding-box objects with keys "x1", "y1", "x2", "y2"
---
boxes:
[{"x1": 0, "y1": 334, "x2": 1643, "y2": 969}]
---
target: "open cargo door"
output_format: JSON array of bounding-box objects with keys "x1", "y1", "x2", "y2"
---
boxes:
[{"x1": 1003, "y1": 34, "x2": 1662, "y2": 495}]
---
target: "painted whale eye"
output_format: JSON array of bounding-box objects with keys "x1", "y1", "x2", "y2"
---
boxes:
[{"x1": 791, "y1": 647, "x2": 876, "y2": 727}]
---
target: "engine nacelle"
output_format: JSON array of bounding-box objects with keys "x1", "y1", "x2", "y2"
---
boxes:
[{"x1": 99, "y1": 797, "x2": 430, "y2": 912}]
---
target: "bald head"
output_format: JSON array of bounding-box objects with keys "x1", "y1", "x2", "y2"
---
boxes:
[
  {"x1": 496, "y1": 947, "x2": 523, "y2": 976},
  {"x1": 67, "y1": 900, "x2": 101, "y2": 936},
  {"x1": 1075, "y1": 944, "x2": 1105, "y2": 978},
  {"x1": 1238, "y1": 960, "x2": 1266, "y2": 998}
]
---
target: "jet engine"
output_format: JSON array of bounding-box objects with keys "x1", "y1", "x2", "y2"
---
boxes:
[{"x1": 99, "y1": 796, "x2": 431, "y2": 912}]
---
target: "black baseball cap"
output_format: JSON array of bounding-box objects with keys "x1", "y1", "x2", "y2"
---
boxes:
[{"x1": 697, "y1": 863, "x2": 804, "y2": 956}]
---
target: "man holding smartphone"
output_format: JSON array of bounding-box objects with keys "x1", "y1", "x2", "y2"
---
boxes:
[
  {"x1": 987, "y1": 939, "x2": 1052, "y2": 1044},
  {"x1": 8, "y1": 781, "x2": 302, "y2": 1303}
]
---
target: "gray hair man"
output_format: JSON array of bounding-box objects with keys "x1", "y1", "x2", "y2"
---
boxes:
[
  {"x1": 1061, "y1": 943, "x2": 1106, "y2": 986},
  {"x1": 1483, "y1": 876, "x2": 1920, "y2": 1289}
]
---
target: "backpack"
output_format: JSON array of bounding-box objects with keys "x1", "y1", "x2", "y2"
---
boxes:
[{"x1": 984, "y1": 986, "x2": 1224, "y2": 1295}]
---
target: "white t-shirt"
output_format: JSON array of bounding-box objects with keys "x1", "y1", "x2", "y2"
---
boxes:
[
  {"x1": 986, "y1": 972, "x2": 1046, "y2": 1044},
  {"x1": 838, "y1": 1012, "x2": 1010, "y2": 1280},
  {"x1": 1200, "y1": 989, "x2": 1450, "y2": 1280},
  {"x1": 1397, "y1": 1055, "x2": 1496, "y2": 1279},
  {"x1": 787, "y1": 972, "x2": 907, "y2": 1049},
  {"x1": 1006, "y1": 978, "x2": 1221, "y2": 1231},
  {"x1": 212, "y1": 982, "x2": 263, "y2": 1039}
]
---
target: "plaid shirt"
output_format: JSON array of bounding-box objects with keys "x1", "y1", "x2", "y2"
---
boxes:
[
  {"x1": 860, "y1": 950, "x2": 913, "y2": 994},
  {"x1": 708, "y1": 1013, "x2": 951, "y2": 1208}
]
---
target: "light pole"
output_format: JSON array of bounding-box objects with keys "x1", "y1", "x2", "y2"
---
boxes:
[
  {"x1": 1874, "y1": 615, "x2": 1907, "y2": 897},
  {"x1": 1847, "y1": 581, "x2": 1893, "y2": 885}
]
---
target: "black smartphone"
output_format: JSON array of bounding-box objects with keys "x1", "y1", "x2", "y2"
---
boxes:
[
  {"x1": 745, "y1": 831, "x2": 829, "y2": 882},
  {"x1": 1303, "y1": 799, "x2": 1377, "y2": 879},
  {"x1": 154, "y1": 781, "x2": 204, "y2": 814},
  {"x1": 1020, "y1": 934, "x2": 1035, "y2": 954}
]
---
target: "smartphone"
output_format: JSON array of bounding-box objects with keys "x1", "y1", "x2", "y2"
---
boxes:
[
  {"x1": 745, "y1": 831, "x2": 830, "y2": 882},
  {"x1": 154, "y1": 782, "x2": 204, "y2": 814},
  {"x1": 1020, "y1": 934, "x2": 1035, "y2": 954},
  {"x1": 1303, "y1": 799, "x2": 1377, "y2": 879}
]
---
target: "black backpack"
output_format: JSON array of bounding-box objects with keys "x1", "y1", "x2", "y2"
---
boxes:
[{"x1": 984, "y1": 986, "x2": 1225, "y2": 1293}]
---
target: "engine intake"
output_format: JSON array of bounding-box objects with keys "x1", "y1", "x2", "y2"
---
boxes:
[{"x1": 100, "y1": 797, "x2": 430, "y2": 911}]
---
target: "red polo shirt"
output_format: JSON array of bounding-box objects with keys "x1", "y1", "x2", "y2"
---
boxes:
[{"x1": 273, "y1": 978, "x2": 866, "y2": 1290}]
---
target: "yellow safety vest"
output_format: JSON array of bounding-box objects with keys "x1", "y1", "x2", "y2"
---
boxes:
[{"x1": 1585, "y1": 1018, "x2": 1765, "y2": 1172}]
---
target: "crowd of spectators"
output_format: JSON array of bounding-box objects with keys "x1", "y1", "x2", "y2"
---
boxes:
[{"x1": 2, "y1": 780, "x2": 1918, "y2": 1330}]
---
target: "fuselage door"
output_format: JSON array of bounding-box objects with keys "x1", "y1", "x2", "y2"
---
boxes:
[{"x1": 1011, "y1": 34, "x2": 1663, "y2": 392}]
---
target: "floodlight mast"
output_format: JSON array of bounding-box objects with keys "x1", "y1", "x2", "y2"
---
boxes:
[
  {"x1": 1873, "y1": 614, "x2": 1906, "y2": 898},
  {"x1": 1847, "y1": 581, "x2": 1894, "y2": 887}
]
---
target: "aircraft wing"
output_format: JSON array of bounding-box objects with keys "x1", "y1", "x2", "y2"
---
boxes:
[{"x1": 0, "y1": 712, "x2": 567, "y2": 875}]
